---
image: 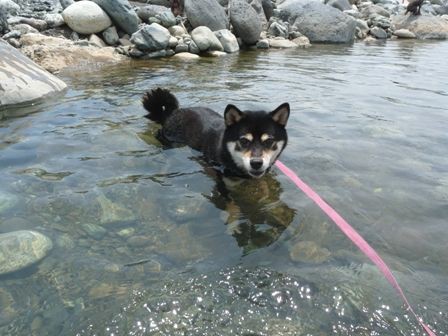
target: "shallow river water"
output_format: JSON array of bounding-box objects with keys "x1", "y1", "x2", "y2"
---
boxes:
[{"x1": 1, "y1": 40, "x2": 448, "y2": 335}]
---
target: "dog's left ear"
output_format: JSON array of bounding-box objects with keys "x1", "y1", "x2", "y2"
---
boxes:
[
  {"x1": 224, "y1": 104, "x2": 245, "y2": 126},
  {"x1": 270, "y1": 103, "x2": 290, "y2": 127}
]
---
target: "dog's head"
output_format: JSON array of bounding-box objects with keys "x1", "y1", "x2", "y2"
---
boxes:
[{"x1": 223, "y1": 103, "x2": 290, "y2": 178}]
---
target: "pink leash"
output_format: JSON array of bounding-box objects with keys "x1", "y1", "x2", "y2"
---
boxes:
[{"x1": 275, "y1": 160, "x2": 436, "y2": 336}]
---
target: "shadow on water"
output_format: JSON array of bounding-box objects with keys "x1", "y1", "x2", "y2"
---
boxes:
[{"x1": 139, "y1": 125, "x2": 296, "y2": 256}]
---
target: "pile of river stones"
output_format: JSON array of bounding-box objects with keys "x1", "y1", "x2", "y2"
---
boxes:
[{"x1": 1, "y1": 0, "x2": 448, "y2": 71}]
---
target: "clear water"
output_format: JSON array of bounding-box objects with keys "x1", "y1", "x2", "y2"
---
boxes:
[{"x1": 0, "y1": 40, "x2": 447, "y2": 335}]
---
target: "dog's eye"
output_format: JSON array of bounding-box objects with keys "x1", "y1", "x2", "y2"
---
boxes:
[
  {"x1": 239, "y1": 138, "x2": 251, "y2": 147},
  {"x1": 263, "y1": 138, "x2": 275, "y2": 148}
]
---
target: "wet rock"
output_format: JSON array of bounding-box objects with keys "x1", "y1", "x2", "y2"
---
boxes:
[
  {"x1": 19, "y1": 33, "x2": 127, "y2": 73},
  {"x1": 289, "y1": 240, "x2": 331, "y2": 263},
  {"x1": 0, "y1": 230, "x2": 53, "y2": 275},
  {"x1": 292, "y1": 35, "x2": 311, "y2": 47},
  {"x1": 191, "y1": 26, "x2": 224, "y2": 51},
  {"x1": 370, "y1": 26, "x2": 387, "y2": 38},
  {"x1": 130, "y1": 23, "x2": 171, "y2": 51},
  {"x1": 96, "y1": 193, "x2": 135, "y2": 225},
  {"x1": 392, "y1": 14, "x2": 448, "y2": 39},
  {"x1": 184, "y1": 0, "x2": 229, "y2": 31},
  {"x1": 393, "y1": 28, "x2": 416, "y2": 38},
  {"x1": 0, "y1": 217, "x2": 33, "y2": 232},
  {"x1": 102, "y1": 26, "x2": 119, "y2": 45},
  {"x1": 92, "y1": 0, "x2": 140, "y2": 35},
  {"x1": 0, "y1": 191, "x2": 19, "y2": 213},
  {"x1": 55, "y1": 233, "x2": 75, "y2": 249},
  {"x1": 127, "y1": 235, "x2": 152, "y2": 248},
  {"x1": 0, "y1": 287, "x2": 17, "y2": 326},
  {"x1": 88, "y1": 282, "x2": 129, "y2": 300},
  {"x1": 214, "y1": 29, "x2": 239, "y2": 53},
  {"x1": 62, "y1": 1, "x2": 112, "y2": 35},
  {"x1": 278, "y1": 0, "x2": 357, "y2": 43},
  {"x1": 172, "y1": 51, "x2": 200, "y2": 59},
  {"x1": 0, "y1": 38, "x2": 67, "y2": 107},
  {"x1": 175, "y1": 42, "x2": 189, "y2": 53},
  {"x1": 268, "y1": 37, "x2": 298, "y2": 48},
  {"x1": 81, "y1": 223, "x2": 107, "y2": 240},
  {"x1": 256, "y1": 38, "x2": 270, "y2": 48},
  {"x1": 230, "y1": 0, "x2": 263, "y2": 45}
]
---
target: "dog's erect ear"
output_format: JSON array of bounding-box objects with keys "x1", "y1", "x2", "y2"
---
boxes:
[
  {"x1": 270, "y1": 103, "x2": 290, "y2": 127},
  {"x1": 224, "y1": 104, "x2": 245, "y2": 126}
]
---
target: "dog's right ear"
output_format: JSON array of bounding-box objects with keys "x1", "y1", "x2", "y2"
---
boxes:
[{"x1": 224, "y1": 104, "x2": 245, "y2": 126}]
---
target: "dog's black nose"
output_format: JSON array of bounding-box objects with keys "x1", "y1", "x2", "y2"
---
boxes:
[{"x1": 250, "y1": 158, "x2": 263, "y2": 170}]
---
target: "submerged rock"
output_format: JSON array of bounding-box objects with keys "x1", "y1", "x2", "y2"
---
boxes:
[
  {"x1": 0, "y1": 191, "x2": 19, "y2": 213},
  {"x1": 289, "y1": 240, "x2": 331, "y2": 263},
  {"x1": 0, "y1": 38, "x2": 67, "y2": 107},
  {"x1": 0, "y1": 230, "x2": 53, "y2": 275}
]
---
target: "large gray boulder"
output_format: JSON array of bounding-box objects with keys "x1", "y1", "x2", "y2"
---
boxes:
[
  {"x1": 392, "y1": 14, "x2": 448, "y2": 39},
  {"x1": 278, "y1": 0, "x2": 357, "y2": 43},
  {"x1": 0, "y1": 230, "x2": 53, "y2": 275},
  {"x1": 0, "y1": 38, "x2": 67, "y2": 108},
  {"x1": 92, "y1": 0, "x2": 140, "y2": 35},
  {"x1": 130, "y1": 23, "x2": 171, "y2": 51},
  {"x1": 230, "y1": 0, "x2": 263, "y2": 45},
  {"x1": 62, "y1": 0, "x2": 112, "y2": 34},
  {"x1": 184, "y1": 0, "x2": 228, "y2": 31}
]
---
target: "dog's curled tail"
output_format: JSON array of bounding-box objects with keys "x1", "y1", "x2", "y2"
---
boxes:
[{"x1": 142, "y1": 88, "x2": 179, "y2": 124}]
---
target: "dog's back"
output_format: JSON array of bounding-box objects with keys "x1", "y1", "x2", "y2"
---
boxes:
[{"x1": 142, "y1": 88, "x2": 225, "y2": 163}]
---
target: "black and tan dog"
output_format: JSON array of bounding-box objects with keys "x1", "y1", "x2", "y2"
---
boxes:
[{"x1": 142, "y1": 88, "x2": 290, "y2": 178}]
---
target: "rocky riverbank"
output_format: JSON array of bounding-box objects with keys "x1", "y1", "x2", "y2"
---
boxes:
[{"x1": 1, "y1": 0, "x2": 448, "y2": 74}]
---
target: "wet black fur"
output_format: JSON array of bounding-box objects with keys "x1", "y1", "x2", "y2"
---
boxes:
[
  {"x1": 405, "y1": 0, "x2": 423, "y2": 15},
  {"x1": 142, "y1": 88, "x2": 288, "y2": 177}
]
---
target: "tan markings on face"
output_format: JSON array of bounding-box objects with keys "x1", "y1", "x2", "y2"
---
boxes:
[
  {"x1": 241, "y1": 133, "x2": 253, "y2": 141},
  {"x1": 242, "y1": 150, "x2": 252, "y2": 158},
  {"x1": 261, "y1": 133, "x2": 272, "y2": 142}
]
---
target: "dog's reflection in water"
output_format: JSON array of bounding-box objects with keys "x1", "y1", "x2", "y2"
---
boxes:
[{"x1": 204, "y1": 167, "x2": 296, "y2": 254}]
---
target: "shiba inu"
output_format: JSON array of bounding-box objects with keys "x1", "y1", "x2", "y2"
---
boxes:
[{"x1": 142, "y1": 88, "x2": 290, "y2": 178}]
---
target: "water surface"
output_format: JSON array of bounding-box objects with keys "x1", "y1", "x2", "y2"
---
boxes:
[{"x1": 0, "y1": 40, "x2": 447, "y2": 335}]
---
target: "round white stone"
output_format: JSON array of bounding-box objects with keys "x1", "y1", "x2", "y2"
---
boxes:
[{"x1": 62, "y1": 0, "x2": 112, "y2": 35}]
